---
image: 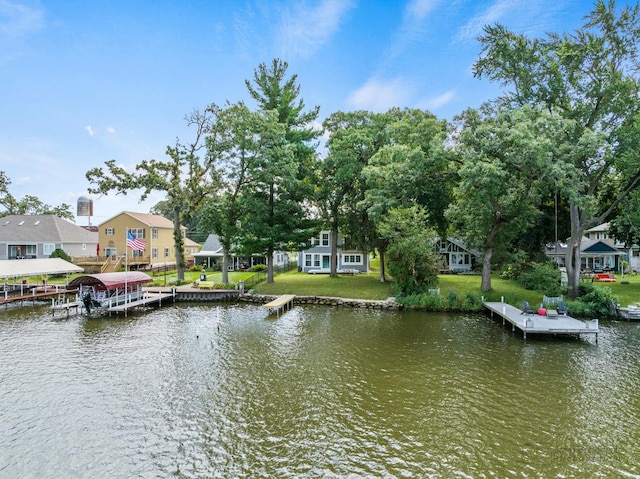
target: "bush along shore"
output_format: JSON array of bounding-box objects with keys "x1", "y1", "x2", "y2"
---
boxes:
[{"x1": 239, "y1": 294, "x2": 403, "y2": 310}]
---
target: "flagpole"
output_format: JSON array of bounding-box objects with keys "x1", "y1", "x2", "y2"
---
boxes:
[{"x1": 125, "y1": 228, "x2": 129, "y2": 305}]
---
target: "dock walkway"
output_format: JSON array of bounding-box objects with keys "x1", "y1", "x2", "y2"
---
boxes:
[
  {"x1": 483, "y1": 301, "x2": 599, "y2": 341},
  {"x1": 106, "y1": 292, "x2": 174, "y2": 316},
  {"x1": 264, "y1": 294, "x2": 295, "y2": 317}
]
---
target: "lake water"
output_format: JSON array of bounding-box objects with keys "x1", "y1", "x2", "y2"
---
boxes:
[{"x1": 1, "y1": 302, "x2": 639, "y2": 478}]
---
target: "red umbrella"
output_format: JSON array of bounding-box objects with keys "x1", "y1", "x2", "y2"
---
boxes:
[{"x1": 96, "y1": 244, "x2": 100, "y2": 256}]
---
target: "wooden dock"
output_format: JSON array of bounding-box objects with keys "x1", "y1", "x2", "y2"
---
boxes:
[
  {"x1": 2, "y1": 286, "x2": 73, "y2": 309},
  {"x1": 264, "y1": 294, "x2": 295, "y2": 317},
  {"x1": 483, "y1": 301, "x2": 599, "y2": 341}
]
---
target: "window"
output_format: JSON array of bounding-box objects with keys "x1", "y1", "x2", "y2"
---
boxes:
[
  {"x1": 164, "y1": 248, "x2": 170, "y2": 257},
  {"x1": 105, "y1": 228, "x2": 114, "y2": 235},
  {"x1": 153, "y1": 248, "x2": 158, "y2": 258},
  {"x1": 129, "y1": 228, "x2": 145, "y2": 239},
  {"x1": 25, "y1": 245, "x2": 37, "y2": 256},
  {"x1": 313, "y1": 254, "x2": 321, "y2": 267},
  {"x1": 305, "y1": 254, "x2": 312, "y2": 267},
  {"x1": 321, "y1": 233, "x2": 329, "y2": 247},
  {"x1": 43, "y1": 243, "x2": 56, "y2": 255},
  {"x1": 342, "y1": 254, "x2": 362, "y2": 265},
  {"x1": 153, "y1": 228, "x2": 158, "y2": 239}
]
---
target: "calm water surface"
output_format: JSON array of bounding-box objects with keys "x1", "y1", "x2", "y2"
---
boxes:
[{"x1": 1, "y1": 302, "x2": 639, "y2": 478}]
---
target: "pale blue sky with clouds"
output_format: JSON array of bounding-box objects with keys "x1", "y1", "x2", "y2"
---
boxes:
[{"x1": 1, "y1": 0, "x2": 592, "y2": 224}]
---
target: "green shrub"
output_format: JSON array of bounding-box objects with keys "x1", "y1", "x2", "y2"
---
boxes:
[
  {"x1": 461, "y1": 292, "x2": 484, "y2": 311},
  {"x1": 249, "y1": 264, "x2": 268, "y2": 272},
  {"x1": 517, "y1": 262, "x2": 562, "y2": 295},
  {"x1": 399, "y1": 289, "x2": 484, "y2": 312},
  {"x1": 446, "y1": 289, "x2": 459, "y2": 309},
  {"x1": 49, "y1": 248, "x2": 72, "y2": 262}
]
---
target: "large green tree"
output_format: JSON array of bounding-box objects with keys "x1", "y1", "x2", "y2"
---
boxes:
[
  {"x1": 239, "y1": 59, "x2": 321, "y2": 282},
  {"x1": 0, "y1": 171, "x2": 74, "y2": 220},
  {"x1": 362, "y1": 108, "x2": 450, "y2": 235},
  {"x1": 377, "y1": 204, "x2": 440, "y2": 296},
  {"x1": 86, "y1": 108, "x2": 219, "y2": 281},
  {"x1": 448, "y1": 105, "x2": 572, "y2": 291},
  {"x1": 319, "y1": 110, "x2": 383, "y2": 278},
  {"x1": 473, "y1": 0, "x2": 640, "y2": 297},
  {"x1": 198, "y1": 102, "x2": 276, "y2": 283}
]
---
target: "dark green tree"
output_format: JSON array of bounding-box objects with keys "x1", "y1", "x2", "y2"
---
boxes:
[
  {"x1": 0, "y1": 171, "x2": 74, "y2": 220},
  {"x1": 448, "y1": 105, "x2": 574, "y2": 291},
  {"x1": 377, "y1": 205, "x2": 440, "y2": 296},
  {"x1": 199, "y1": 102, "x2": 275, "y2": 283},
  {"x1": 240, "y1": 59, "x2": 321, "y2": 282},
  {"x1": 473, "y1": 0, "x2": 640, "y2": 297},
  {"x1": 86, "y1": 107, "x2": 219, "y2": 282}
]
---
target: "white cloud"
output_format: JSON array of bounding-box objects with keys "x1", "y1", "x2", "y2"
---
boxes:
[
  {"x1": 405, "y1": 0, "x2": 439, "y2": 23},
  {"x1": 454, "y1": 0, "x2": 565, "y2": 43},
  {"x1": 420, "y1": 90, "x2": 456, "y2": 110},
  {"x1": 347, "y1": 78, "x2": 412, "y2": 112},
  {"x1": 0, "y1": 0, "x2": 45, "y2": 61},
  {"x1": 456, "y1": 0, "x2": 515, "y2": 42},
  {"x1": 85, "y1": 125, "x2": 95, "y2": 137},
  {"x1": 0, "y1": 0, "x2": 44, "y2": 38},
  {"x1": 278, "y1": 0, "x2": 355, "y2": 58},
  {"x1": 106, "y1": 126, "x2": 116, "y2": 134}
]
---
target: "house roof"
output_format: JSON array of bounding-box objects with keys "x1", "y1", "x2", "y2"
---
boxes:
[
  {"x1": 546, "y1": 238, "x2": 625, "y2": 256},
  {"x1": 184, "y1": 237, "x2": 200, "y2": 248},
  {"x1": 0, "y1": 258, "x2": 84, "y2": 279},
  {"x1": 586, "y1": 222, "x2": 610, "y2": 233},
  {"x1": 99, "y1": 211, "x2": 179, "y2": 229},
  {"x1": 193, "y1": 234, "x2": 224, "y2": 257},
  {"x1": 0, "y1": 215, "x2": 98, "y2": 244},
  {"x1": 67, "y1": 271, "x2": 152, "y2": 291}
]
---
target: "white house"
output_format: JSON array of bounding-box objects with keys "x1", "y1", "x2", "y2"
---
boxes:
[{"x1": 298, "y1": 231, "x2": 369, "y2": 274}]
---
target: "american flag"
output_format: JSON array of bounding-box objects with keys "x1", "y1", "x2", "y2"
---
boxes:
[{"x1": 126, "y1": 231, "x2": 146, "y2": 251}]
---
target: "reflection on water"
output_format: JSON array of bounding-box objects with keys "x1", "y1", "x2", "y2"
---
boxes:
[{"x1": 1, "y1": 303, "x2": 640, "y2": 477}]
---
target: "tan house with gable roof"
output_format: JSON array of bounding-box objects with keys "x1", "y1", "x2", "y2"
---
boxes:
[{"x1": 98, "y1": 211, "x2": 193, "y2": 271}]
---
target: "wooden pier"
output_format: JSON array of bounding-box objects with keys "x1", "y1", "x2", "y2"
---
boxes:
[
  {"x1": 264, "y1": 294, "x2": 295, "y2": 317},
  {"x1": 2, "y1": 286, "x2": 73, "y2": 309},
  {"x1": 483, "y1": 301, "x2": 599, "y2": 341}
]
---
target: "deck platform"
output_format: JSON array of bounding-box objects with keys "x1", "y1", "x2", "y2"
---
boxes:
[
  {"x1": 2, "y1": 286, "x2": 72, "y2": 308},
  {"x1": 106, "y1": 292, "x2": 174, "y2": 316},
  {"x1": 483, "y1": 301, "x2": 599, "y2": 341},
  {"x1": 264, "y1": 294, "x2": 295, "y2": 317}
]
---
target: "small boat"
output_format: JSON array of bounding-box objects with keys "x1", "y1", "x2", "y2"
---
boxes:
[{"x1": 68, "y1": 272, "x2": 153, "y2": 314}]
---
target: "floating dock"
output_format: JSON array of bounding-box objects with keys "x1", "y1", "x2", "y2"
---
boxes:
[
  {"x1": 483, "y1": 301, "x2": 599, "y2": 341},
  {"x1": 264, "y1": 294, "x2": 295, "y2": 317}
]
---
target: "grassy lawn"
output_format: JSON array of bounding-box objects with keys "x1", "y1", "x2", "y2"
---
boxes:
[
  {"x1": 39, "y1": 263, "x2": 640, "y2": 307},
  {"x1": 253, "y1": 270, "x2": 396, "y2": 300},
  {"x1": 256, "y1": 269, "x2": 640, "y2": 307}
]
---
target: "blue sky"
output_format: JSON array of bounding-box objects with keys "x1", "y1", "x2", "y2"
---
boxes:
[{"x1": 0, "y1": 0, "x2": 592, "y2": 225}]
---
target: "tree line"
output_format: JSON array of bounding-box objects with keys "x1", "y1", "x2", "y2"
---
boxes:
[{"x1": 81, "y1": 0, "x2": 640, "y2": 299}]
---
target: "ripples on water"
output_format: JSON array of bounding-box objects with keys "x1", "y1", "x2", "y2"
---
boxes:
[{"x1": 1, "y1": 303, "x2": 639, "y2": 478}]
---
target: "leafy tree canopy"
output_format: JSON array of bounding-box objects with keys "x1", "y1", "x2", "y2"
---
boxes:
[{"x1": 0, "y1": 171, "x2": 74, "y2": 221}]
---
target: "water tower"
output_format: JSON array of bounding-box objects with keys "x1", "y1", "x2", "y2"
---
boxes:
[{"x1": 77, "y1": 195, "x2": 94, "y2": 227}]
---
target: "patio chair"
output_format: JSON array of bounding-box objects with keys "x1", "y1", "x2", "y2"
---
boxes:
[
  {"x1": 521, "y1": 300, "x2": 534, "y2": 315},
  {"x1": 557, "y1": 301, "x2": 568, "y2": 315}
]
